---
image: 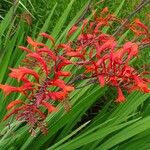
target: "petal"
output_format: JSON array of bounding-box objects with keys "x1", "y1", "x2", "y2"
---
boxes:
[
  {"x1": 47, "y1": 91, "x2": 66, "y2": 100},
  {"x1": 41, "y1": 101, "x2": 57, "y2": 112},
  {"x1": 3, "y1": 105, "x2": 26, "y2": 121},
  {"x1": 84, "y1": 65, "x2": 95, "y2": 73},
  {"x1": 98, "y1": 75, "x2": 105, "y2": 87},
  {"x1": 6, "y1": 100, "x2": 24, "y2": 110},
  {"x1": 9, "y1": 67, "x2": 39, "y2": 82},
  {"x1": 65, "y1": 85, "x2": 74, "y2": 92},
  {"x1": 133, "y1": 76, "x2": 150, "y2": 93},
  {"x1": 39, "y1": 32, "x2": 55, "y2": 45},
  {"x1": 123, "y1": 42, "x2": 139, "y2": 61},
  {"x1": 57, "y1": 56, "x2": 72, "y2": 70},
  {"x1": 58, "y1": 44, "x2": 72, "y2": 52},
  {"x1": 67, "y1": 25, "x2": 78, "y2": 38},
  {"x1": 56, "y1": 71, "x2": 71, "y2": 77},
  {"x1": 101, "y1": 7, "x2": 109, "y2": 13},
  {"x1": 27, "y1": 36, "x2": 45, "y2": 48},
  {"x1": 51, "y1": 79, "x2": 74, "y2": 92},
  {"x1": 134, "y1": 18, "x2": 148, "y2": 32},
  {"x1": 115, "y1": 87, "x2": 125, "y2": 103},
  {"x1": 20, "y1": 82, "x2": 34, "y2": 92},
  {"x1": 82, "y1": 19, "x2": 88, "y2": 33},
  {"x1": 0, "y1": 84, "x2": 21, "y2": 96},
  {"x1": 27, "y1": 53, "x2": 49, "y2": 75},
  {"x1": 66, "y1": 52, "x2": 85, "y2": 60},
  {"x1": 97, "y1": 39, "x2": 116, "y2": 55},
  {"x1": 18, "y1": 46, "x2": 33, "y2": 53},
  {"x1": 37, "y1": 47, "x2": 56, "y2": 61}
]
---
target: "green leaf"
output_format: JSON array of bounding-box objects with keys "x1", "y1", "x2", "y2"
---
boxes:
[
  {"x1": 53, "y1": 118, "x2": 140, "y2": 150},
  {"x1": 96, "y1": 116, "x2": 150, "y2": 150}
]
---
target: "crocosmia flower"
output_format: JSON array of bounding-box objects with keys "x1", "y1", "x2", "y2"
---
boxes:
[
  {"x1": 0, "y1": 33, "x2": 74, "y2": 135},
  {"x1": 0, "y1": 7, "x2": 150, "y2": 136}
]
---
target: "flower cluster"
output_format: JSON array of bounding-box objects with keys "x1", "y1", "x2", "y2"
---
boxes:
[
  {"x1": 0, "y1": 7, "x2": 149, "y2": 135},
  {"x1": 61, "y1": 7, "x2": 150, "y2": 102},
  {"x1": 0, "y1": 33, "x2": 74, "y2": 135}
]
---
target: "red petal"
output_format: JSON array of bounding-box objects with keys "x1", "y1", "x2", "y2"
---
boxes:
[
  {"x1": 57, "y1": 56, "x2": 72, "y2": 70},
  {"x1": 98, "y1": 75, "x2": 105, "y2": 87},
  {"x1": 3, "y1": 105, "x2": 26, "y2": 121},
  {"x1": 65, "y1": 85, "x2": 74, "y2": 92},
  {"x1": 27, "y1": 53, "x2": 49, "y2": 75},
  {"x1": 58, "y1": 44, "x2": 72, "y2": 52},
  {"x1": 133, "y1": 76, "x2": 150, "y2": 93},
  {"x1": 82, "y1": 19, "x2": 88, "y2": 33},
  {"x1": 134, "y1": 18, "x2": 148, "y2": 32},
  {"x1": 41, "y1": 101, "x2": 57, "y2": 112},
  {"x1": 67, "y1": 25, "x2": 78, "y2": 38},
  {"x1": 56, "y1": 71, "x2": 71, "y2": 77},
  {"x1": 47, "y1": 91, "x2": 66, "y2": 100},
  {"x1": 18, "y1": 46, "x2": 32, "y2": 53},
  {"x1": 27, "y1": 36, "x2": 45, "y2": 48},
  {"x1": 101, "y1": 7, "x2": 108, "y2": 13},
  {"x1": 97, "y1": 39, "x2": 116, "y2": 55},
  {"x1": 9, "y1": 67, "x2": 39, "y2": 82},
  {"x1": 52, "y1": 79, "x2": 74, "y2": 92},
  {"x1": 37, "y1": 47, "x2": 56, "y2": 61},
  {"x1": 115, "y1": 87, "x2": 125, "y2": 103},
  {"x1": 39, "y1": 32, "x2": 55, "y2": 45},
  {"x1": 0, "y1": 84, "x2": 21, "y2": 96},
  {"x1": 84, "y1": 65, "x2": 95, "y2": 73},
  {"x1": 66, "y1": 52, "x2": 85, "y2": 60},
  {"x1": 114, "y1": 48, "x2": 124, "y2": 60},
  {"x1": 123, "y1": 42, "x2": 139, "y2": 61},
  {"x1": 20, "y1": 82, "x2": 34, "y2": 92},
  {"x1": 7, "y1": 100, "x2": 24, "y2": 110}
]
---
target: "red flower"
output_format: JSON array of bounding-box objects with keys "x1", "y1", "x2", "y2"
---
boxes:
[
  {"x1": 133, "y1": 75, "x2": 150, "y2": 93},
  {"x1": 9, "y1": 67, "x2": 39, "y2": 82},
  {"x1": 115, "y1": 87, "x2": 125, "y2": 103},
  {"x1": 0, "y1": 32, "x2": 74, "y2": 135},
  {"x1": 0, "y1": 85, "x2": 22, "y2": 96},
  {"x1": 6, "y1": 100, "x2": 24, "y2": 110},
  {"x1": 1, "y1": 6, "x2": 150, "y2": 136},
  {"x1": 98, "y1": 75, "x2": 105, "y2": 87},
  {"x1": 67, "y1": 25, "x2": 78, "y2": 39},
  {"x1": 0, "y1": 82, "x2": 34, "y2": 95},
  {"x1": 39, "y1": 32, "x2": 55, "y2": 45},
  {"x1": 27, "y1": 53, "x2": 49, "y2": 75},
  {"x1": 37, "y1": 47, "x2": 56, "y2": 61},
  {"x1": 41, "y1": 101, "x2": 57, "y2": 113},
  {"x1": 27, "y1": 36, "x2": 45, "y2": 48}
]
